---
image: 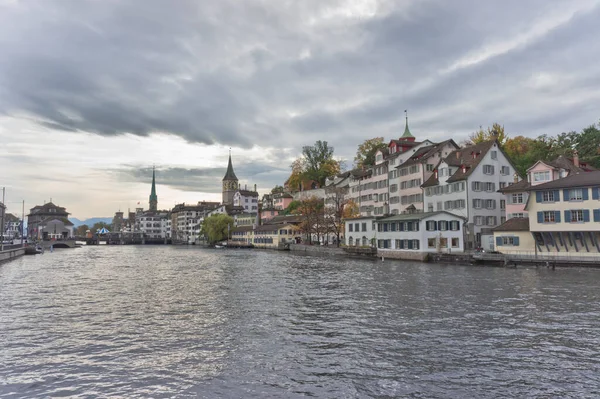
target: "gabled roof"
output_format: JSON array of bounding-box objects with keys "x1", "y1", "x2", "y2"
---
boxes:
[
  {"x1": 525, "y1": 171, "x2": 600, "y2": 191},
  {"x1": 493, "y1": 217, "x2": 530, "y2": 232},
  {"x1": 237, "y1": 189, "x2": 258, "y2": 197},
  {"x1": 378, "y1": 211, "x2": 466, "y2": 222},
  {"x1": 498, "y1": 179, "x2": 530, "y2": 193},
  {"x1": 264, "y1": 215, "x2": 302, "y2": 225},
  {"x1": 446, "y1": 140, "x2": 497, "y2": 183}
]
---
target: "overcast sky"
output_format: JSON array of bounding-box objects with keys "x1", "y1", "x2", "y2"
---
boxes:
[{"x1": 1, "y1": 0, "x2": 599, "y2": 219}]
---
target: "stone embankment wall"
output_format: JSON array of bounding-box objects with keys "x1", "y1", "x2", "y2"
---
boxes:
[
  {"x1": 0, "y1": 248, "x2": 25, "y2": 264},
  {"x1": 289, "y1": 244, "x2": 347, "y2": 256},
  {"x1": 378, "y1": 250, "x2": 429, "y2": 262}
]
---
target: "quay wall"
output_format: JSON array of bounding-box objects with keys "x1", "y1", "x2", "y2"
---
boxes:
[
  {"x1": 0, "y1": 248, "x2": 25, "y2": 264},
  {"x1": 289, "y1": 244, "x2": 347, "y2": 256}
]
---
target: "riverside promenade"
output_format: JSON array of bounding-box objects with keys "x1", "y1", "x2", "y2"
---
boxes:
[{"x1": 0, "y1": 245, "x2": 25, "y2": 264}]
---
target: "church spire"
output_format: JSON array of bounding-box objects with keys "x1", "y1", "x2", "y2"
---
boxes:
[
  {"x1": 149, "y1": 165, "x2": 158, "y2": 211},
  {"x1": 222, "y1": 149, "x2": 238, "y2": 181},
  {"x1": 400, "y1": 109, "x2": 415, "y2": 140}
]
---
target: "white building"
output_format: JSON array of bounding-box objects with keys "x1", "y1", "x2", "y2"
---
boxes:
[
  {"x1": 344, "y1": 216, "x2": 377, "y2": 247},
  {"x1": 234, "y1": 188, "x2": 259, "y2": 212},
  {"x1": 423, "y1": 139, "x2": 516, "y2": 250},
  {"x1": 135, "y1": 209, "x2": 170, "y2": 240},
  {"x1": 374, "y1": 211, "x2": 466, "y2": 260}
]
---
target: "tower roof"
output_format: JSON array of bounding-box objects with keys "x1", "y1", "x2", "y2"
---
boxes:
[
  {"x1": 223, "y1": 153, "x2": 238, "y2": 181},
  {"x1": 400, "y1": 114, "x2": 414, "y2": 139},
  {"x1": 150, "y1": 166, "x2": 157, "y2": 201}
]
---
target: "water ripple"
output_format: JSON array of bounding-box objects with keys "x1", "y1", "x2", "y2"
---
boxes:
[{"x1": 1, "y1": 246, "x2": 600, "y2": 398}]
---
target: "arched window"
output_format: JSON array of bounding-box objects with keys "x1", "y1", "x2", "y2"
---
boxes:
[{"x1": 348, "y1": 237, "x2": 354, "y2": 246}]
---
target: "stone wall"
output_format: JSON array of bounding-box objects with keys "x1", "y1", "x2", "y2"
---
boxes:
[
  {"x1": 289, "y1": 244, "x2": 346, "y2": 256},
  {"x1": 0, "y1": 248, "x2": 25, "y2": 264},
  {"x1": 378, "y1": 250, "x2": 429, "y2": 262}
]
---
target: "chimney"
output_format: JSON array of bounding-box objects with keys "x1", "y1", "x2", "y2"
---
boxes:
[
  {"x1": 434, "y1": 169, "x2": 438, "y2": 179},
  {"x1": 513, "y1": 173, "x2": 519, "y2": 183},
  {"x1": 573, "y1": 150, "x2": 580, "y2": 167},
  {"x1": 462, "y1": 164, "x2": 467, "y2": 173},
  {"x1": 254, "y1": 184, "x2": 257, "y2": 192}
]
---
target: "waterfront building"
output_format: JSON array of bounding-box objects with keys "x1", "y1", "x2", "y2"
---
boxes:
[
  {"x1": 388, "y1": 140, "x2": 459, "y2": 215},
  {"x1": 27, "y1": 202, "x2": 73, "y2": 240},
  {"x1": 422, "y1": 139, "x2": 516, "y2": 250},
  {"x1": 234, "y1": 212, "x2": 258, "y2": 227},
  {"x1": 492, "y1": 218, "x2": 534, "y2": 254},
  {"x1": 499, "y1": 152, "x2": 596, "y2": 220},
  {"x1": 135, "y1": 208, "x2": 170, "y2": 241},
  {"x1": 231, "y1": 215, "x2": 301, "y2": 248},
  {"x1": 524, "y1": 171, "x2": 600, "y2": 255},
  {"x1": 4, "y1": 213, "x2": 22, "y2": 239},
  {"x1": 112, "y1": 211, "x2": 125, "y2": 232},
  {"x1": 222, "y1": 153, "x2": 239, "y2": 206},
  {"x1": 171, "y1": 201, "x2": 220, "y2": 244},
  {"x1": 344, "y1": 216, "x2": 377, "y2": 247},
  {"x1": 234, "y1": 186, "x2": 259, "y2": 212}
]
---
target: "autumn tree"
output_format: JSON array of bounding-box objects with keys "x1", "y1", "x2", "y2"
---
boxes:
[
  {"x1": 295, "y1": 196, "x2": 324, "y2": 244},
  {"x1": 200, "y1": 214, "x2": 234, "y2": 244},
  {"x1": 324, "y1": 186, "x2": 350, "y2": 246},
  {"x1": 354, "y1": 137, "x2": 387, "y2": 168},
  {"x1": 466, "y1": 123, "x2": 508, "y2": 146}
]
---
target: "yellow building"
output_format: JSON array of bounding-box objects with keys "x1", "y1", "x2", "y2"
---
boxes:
[{"x1": 492, "y1": 218, "x2": 536, "y2": 254}]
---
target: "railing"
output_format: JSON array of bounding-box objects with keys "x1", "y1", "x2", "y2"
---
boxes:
[{"x1": 473, "y1": 252, "x2": 600, "y2": 264}]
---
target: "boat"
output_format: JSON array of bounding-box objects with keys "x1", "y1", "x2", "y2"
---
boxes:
[{"x1": 214, "y1": 245, "x2": 225, "y2": 249}]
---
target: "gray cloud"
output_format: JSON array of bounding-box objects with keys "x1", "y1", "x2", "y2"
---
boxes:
[{"x1": 1, "y1": 0, "x2": 600, "y2": 156}]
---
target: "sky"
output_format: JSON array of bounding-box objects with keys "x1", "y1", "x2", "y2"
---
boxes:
[{"x1": 1, "y1": 0, "x2": 600, "y2": 219}]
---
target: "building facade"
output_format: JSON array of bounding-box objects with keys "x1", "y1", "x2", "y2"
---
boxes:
[{"x1": 27, "y1": 202, "x2": 73, "y2": 240}]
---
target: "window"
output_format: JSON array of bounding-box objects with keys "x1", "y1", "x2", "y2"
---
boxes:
[
  {"x1": 500, "y1": 200, "x2": 506, "y2": 210},
  {"x1": 499, "y1": 182, "x2": 506, "y2": 189},
  {"x1": 485, "y1": 182, "x2": 495, "y2": 192},
  {"x1": 501, "y1": 166, "x2": 510, "y2": 175},
  {"x1": 427, "y1": 204, "x2": 434, "y2": 212},
  {"x1": 570, "y1": 210, "x2": 584, "y2": 222},
  {"x1": 439, "y1": 221, "x2": 448, "y2": 231},
  {"x1": 542, "y1": 191, "x2": 555, "y2": 202},
  {"x1": 361, "y1": 223, "x2": 366, "y2": 232},
  {"x1": 512, "y1": 193, "x2": 524, "y2": 204},
  {"x1": 473, "y1": 199, "x2": 482, "y2": 209},
  {"x1": 428, "y1": 238, "x2": 436, "y2": 248},
  {"x1": 439, "y1": 237, "x2": 448, "y2": 248},
  {"x1": 472, "y1": 182, "x2": 482, "y2": 191},
  {"x1": 485, "y1": 199, "x2": 495, "y2": 209},
  {"x1": 355, "y1": 223, "x2": 359, "y2": 231},
  {"x1": 491, "y1": 151, "x2": 497, "y2": 160},
  {"x1": 483, "y1": 165, "x2": 494, "y2": 175},
  {"x1": 502, "y1": 236, "x2": 515, "y2": 245},
  {"x1": 486, "y1": 216, "x2": 496, "y2": 226},
  {"x1": 543, "y1": 211, "x2": 555, "y2": 223},
  {"x1": 426, "y1": 164, "x2": 434, "y2": 172},
  {"x1": 569, "y1": 189, "x2": 583, "y2": 201},
  {"x1": 534, "y1": 171, "x2": 551, "y2": 182},
  {"x1": 426, "y1": 221, "x2": 437, "y2": 231},
  {"x1": 437, "y1": 202, "x2": 442, "y2": 211},
  {"x1": 451, "y1": 237, "x2": 460, "y2": 248},
  {"x1": 475, "y1": 216, "x2": 483, "y2": 226},
  {"x1": 450, "y1": 221, "x2": 460, "y2": 231}
]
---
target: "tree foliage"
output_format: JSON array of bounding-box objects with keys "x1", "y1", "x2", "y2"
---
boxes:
[
  {"x1": 270, "y1": 185, "x2": 284, "y2": 194},
  {"x1": 295, "y1": 196, "x2": 325, "y2": 244},
  {"x1": 287, "y1": 140, "x2": 342, "y2": 190},
  {"x1": 466, "y1": 123, "x2": 508, "y2": 146},
  {"x1": 354, "y1": 137, "x2": 387, "y2": 168},
  {"x1": 75, "y1": 224, "x2": 89, "y2": 236},
  {"x1": 92, "y1": 222, "x2": 111, "y2": 233},
  {"x1": 200, "y1": 214, "x2": 234, "y2": 244},
  {"x1": 325, "y1": 186, "x2": 353, "y2": 247}
]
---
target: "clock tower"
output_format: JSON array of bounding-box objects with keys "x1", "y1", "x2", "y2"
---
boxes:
[{"x1": 222, "y1": 152, "x2": 238, "y2": 206}]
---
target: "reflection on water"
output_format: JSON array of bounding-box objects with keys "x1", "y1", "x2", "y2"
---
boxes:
[{"x1": 1, "y1": 246, "x2": 600, "y2": 398}]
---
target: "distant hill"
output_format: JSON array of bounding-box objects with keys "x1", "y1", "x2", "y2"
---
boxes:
[{"x1": 69, "y1": 217, "x2": 112, "y2": 227}]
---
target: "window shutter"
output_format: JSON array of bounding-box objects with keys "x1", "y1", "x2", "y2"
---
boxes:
[
  {"x1": 582, "y1": 188, "x2": 589, "y2": 201},
  {"x1": 536, "y1": 191, "x2": 542, "y2": 203},
  {"x1": 555, "y1": 211, "x2": 561, "y2": 223},
  {"x1": 563, "y1": 189, "x2": 570, "y2": 201},
  {"x1": 583, "y1": 209, "x2": 590, "y2": 222},
  {"x1": 594, "y1": 209, "x2": 600, "y2": 222},
  {"x1": 593, "y1": 188, "x2": 599, "y2": 200},
  {"x1": 496, "y1": 237, "x2": 503, "y2": 246},
  {"x1": 407, "y1": 240, "x2": 413, "y2": 249},
  {"x1": 564, "y1": 210, "x2": 571, "y2": 223},
  {"x1": 554, "y1": 190, "x2": 560, "y2": 201},
  {"x1": 472, "y1": 181, "x2": 476, "y2": 191},
  {"x1": 513, "y1": 236, "x2": 520, "y2": 246},
  {"x1": 433, "y1": 221, "x2": 438, "y2": 231},
  {"x1": 493, "y1": 200, "x2": 497, "y2": 209},
  {"x1": 537, "y1": 212, "x2": 543, "y2": 223}
]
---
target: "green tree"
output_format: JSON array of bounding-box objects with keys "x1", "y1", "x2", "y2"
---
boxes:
[
  {"x1": 75, "y1": 224, "x2": 89, "y2": 236},
  {"x1": 354, "y1": 137, "x2": 387, "y2": 168},
  {"x1": 575, "y1": 123, "x2": 600, "y2": 168},
  {"x1": 284, "y1": 200, "x2": 301, "y2": 215},
  {"x1": 271, "y1": 185, "x2": 284, "y2": 194},
  {"x1": 200, "y1": 214, "x2": 234, "y2": 244},
  {"x1": 301, "y1": 140, "x2": 340, "y2": 187}
]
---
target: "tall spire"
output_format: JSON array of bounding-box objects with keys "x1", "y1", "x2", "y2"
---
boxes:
[
  {"x1": 149, "y1": 165, "x2": 158, "y2": 211},
  {"x1": 400, "y1": 109, "x2": 415, "y2": 140},
  {"x1": 222, "y1": 149, "x2": 238, "y2": 181}
]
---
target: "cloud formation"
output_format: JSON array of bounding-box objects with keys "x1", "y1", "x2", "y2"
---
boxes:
[{"x1": 2, "y1": 0, "x2": 599, "y2": 150}]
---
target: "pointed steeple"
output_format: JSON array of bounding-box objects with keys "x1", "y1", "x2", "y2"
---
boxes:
[
  {"x1": 222, "y1": 150, "x2": 238, "y2": 181},
  {"x1": 400, "y1": 109, "x2": 415, "y2": 140},
  {"x1": 149, "y1": 166, "x2": 158, "y2": 211}
]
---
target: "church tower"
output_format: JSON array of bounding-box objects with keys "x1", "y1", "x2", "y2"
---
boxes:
[
  {"x1": 222, "y1": 152, "x2": 239, "y2": 206},
  {"x1": 149, "y1": 166, "x2": 158, "y2": 212}
]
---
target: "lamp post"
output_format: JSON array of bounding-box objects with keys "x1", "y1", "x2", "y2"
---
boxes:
[{"x1": 1, "y1": 187, "x2": 5, "y2": 252}]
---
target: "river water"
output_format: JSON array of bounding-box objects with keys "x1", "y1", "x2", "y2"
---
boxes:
[{"x1": 1, "y1": 246, "x2": 600, "y2": 398}]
